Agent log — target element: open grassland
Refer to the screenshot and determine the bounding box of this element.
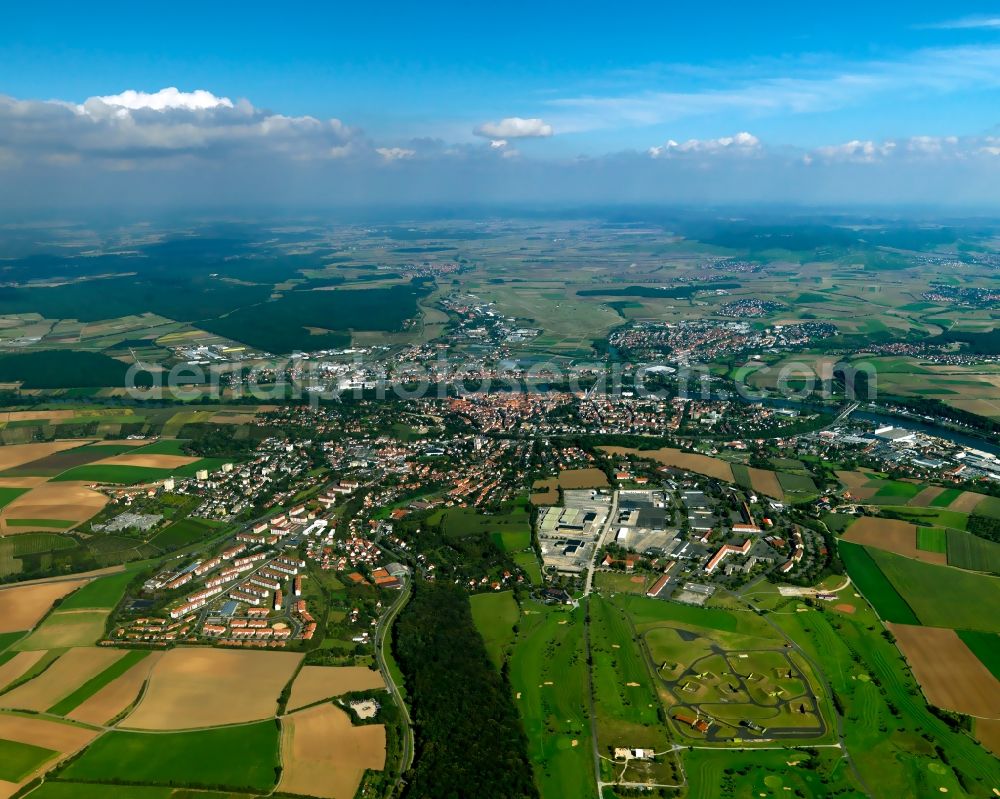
[838,541,919,624]
[123,647,302,730]
[14,610,109,651]
[278,703,386,799]
[59,722,280,792]
[507,601,596,799]
[286,665,385,712]
[842,516,946,565]
[0,579,89,633]
[600,446,734,481]
[66,651,161,726]
[870,548,1000,633]
[470,590,520,669]
[0,647,124,712]
[887,624,1000,719]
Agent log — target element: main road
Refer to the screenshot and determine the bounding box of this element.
[583,490,618,597]
[373,573,415,784]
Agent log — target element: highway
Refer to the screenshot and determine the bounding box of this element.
[373,574,415,785]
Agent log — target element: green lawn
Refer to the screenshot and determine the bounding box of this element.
[0,737,58,782]
[957,630,1000,680]
[870,548,1000,633]
[838,541,919,625]
[25,784,174,799]
[469,590,520,669]
[149,517,218,549]
[507,601,596,799]
[59,722,280,791]
[47,650,149,716]
[915,526,947,553]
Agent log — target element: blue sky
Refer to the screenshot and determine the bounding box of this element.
[3,2,1000,209]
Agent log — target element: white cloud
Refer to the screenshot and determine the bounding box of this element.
[921,16,1000,30]
[88,87,234,112]
[812,139,896,163]
[375,147,415,161]
[649,131,760,157]
[473,117,553,139]
[489,139,508,149]
[0,88,360,167]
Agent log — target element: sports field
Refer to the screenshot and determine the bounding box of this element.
[507,601,596,799]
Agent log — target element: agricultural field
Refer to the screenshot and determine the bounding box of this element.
[59,722,281,792]
[285,665,385,711]
[841,516,946,565]
[122,647,302,730]
[0,578,91,633]
[838,541,919,624]
[869,548,1000,633]
[0,647,124,712]
[278,703,386,799]
[887,624,1000,719]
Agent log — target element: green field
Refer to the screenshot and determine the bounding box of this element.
[956,630,1000,680]
[59,722,280,791]
[25,784,251,799]
[915,526,947,553]
[883,506,969,531]
[946,529,1000,573]
[469,590,520,669]
[838,542,919,624]
[51,464,174,484]
[870,548,1000,633]
[150,517,219,549]
[512,550,543,584]
[491,529,532,551]
[929,488,962,507]
[47,650,149,716]
[507,601,596,799]
[6,519,75,529]
[60,569,138,610]
[871,480,923,504]
[0,737,58,782]
[682,747,858,799]
[0,486,29,509]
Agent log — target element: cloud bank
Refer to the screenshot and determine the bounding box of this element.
[2,88,1000,211]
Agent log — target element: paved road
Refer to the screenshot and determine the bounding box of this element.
[373,575,415,783]
[583,491,618,597]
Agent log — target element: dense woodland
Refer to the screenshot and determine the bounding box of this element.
[393,581,539,799]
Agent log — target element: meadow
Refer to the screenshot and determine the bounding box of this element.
[469,590,519,669]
